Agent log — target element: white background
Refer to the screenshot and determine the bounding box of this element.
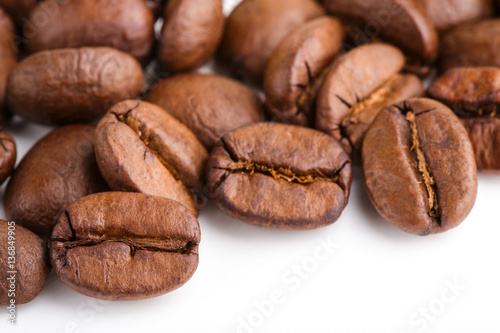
[2,1,500,332]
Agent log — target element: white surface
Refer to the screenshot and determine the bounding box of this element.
[2,1,500,332]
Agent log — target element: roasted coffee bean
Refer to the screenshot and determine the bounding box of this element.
[216,0,324,85]
[428,67,500,172]
[95,100,208,215]
[264,17,344,127]
[323,0,438,64]
[424,0,494,33]
[146,73,267,150]
[0,9,17,123]
[0,0,37,23]
[362,98,478,236]
[158,0,224,72]
[0,5,15,33]
[25,0,154,62]
[316,43,424,162]
[439,19,500,73]
[4,125,108,237]
[50,192,200,301]
[7,47,144,126]
[0,127,15,185]
[0,220,50,306]
[206,123,352,230]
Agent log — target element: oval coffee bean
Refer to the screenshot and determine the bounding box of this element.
[1,220,50,306]
[439,19,500,73]
[206,123,352,230]
[0,127,15,185]
[323,0,438,63]
[147,73,267,150]
[7,47,144,126]
[158,0,224,72]
[25,0,154,62]
[216,0,324,85]
[50,192,201,301]
[95,100,208,215]
[362,98,478,236]
[0,0,37,23]
[0,11,17,123]
[4,125,108,237]
[428,67,500,172]
[264,17,344,127]
[316,43,424,161]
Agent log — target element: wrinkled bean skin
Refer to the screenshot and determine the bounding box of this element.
[95,100,208,215]
[428,67,500,172]
[25,0,155,62]
[0,9,17,123]
[206,123,352,230]
[216,0,325,85]
[439,19,500,73]
[264,17,344,127]
[147,73,267,150]
[50,192,201,301]
[7,47,144,126]
[4,125,109,237]
[0,128,16,185]
[158,0,224,72]
[0,220,50,306]
[362,98,477,236]
[0,0,37,23]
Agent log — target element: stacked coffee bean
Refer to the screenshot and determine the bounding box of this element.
[0,0,498,305]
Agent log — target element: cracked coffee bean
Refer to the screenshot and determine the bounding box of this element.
[4,125,109,237]
[316,43,424,162]
[206,123,352,230]
[146,73,267,150]
[0,8,17,123]
[428,67,500,173]
[264,16,344,127]
[25,0,155,63]
[0,220,51,306]
[50,192,200,301]
[0,127,16,185]
[439,19,500,73]
[7,47,144,126]
[362,98,478,235]
[216,0,325,85]
[158,0,224,72]
[95,100,208,215]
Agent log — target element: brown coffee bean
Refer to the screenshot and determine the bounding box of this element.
[206,123,352,230]
[7,47,144,126]
[0,5,15,33]
[316,43,424,162]
[439,19,500,73]
[428,67,500,172]
[323,0,438,63]
[362,98,478,235]
[158,0,224,72]
[0,220,50,306]
[0,0,37,23]
[264,17,344,127]
[0,10,17,123]
[25,0,154,62]
[146,73,267,150]
[424,0,494,33]
[4,125,108,237]
[0,127,15,185]
[216,0,325,85]
[50,192,200,301]
[95,100,208,215]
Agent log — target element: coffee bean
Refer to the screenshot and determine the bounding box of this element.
[50,192,200,301]
[158,0,224,72]
[316,43,424,162]
[362,98,478,235]
[439,19,500,73]
[0,220,50,306]
[95,100,208,215]
[216,0,325,85]
[0,10,17,123]
[7,47,144,126]
[0,127,15,185]
[428,67,500,172]
[25,0,155,62]
[0,5,15,33]
[4,125,108,237]
[206,123,352,230]
[146,73,267,150]
[264,17,344,127]
[0,0,37,24]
